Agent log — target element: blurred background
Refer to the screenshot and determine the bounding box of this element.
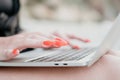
[20,0,120,22]
[19,0,120,49]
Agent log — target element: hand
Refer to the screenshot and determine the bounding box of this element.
[0,32,90,61]
[0,32,68,61]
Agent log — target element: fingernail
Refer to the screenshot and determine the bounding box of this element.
[53,40,62,48]
[12,49,20,55]
[72,45,80,49]
[42,40,53,48]
[54,38,68,46]
[84,39,91,43]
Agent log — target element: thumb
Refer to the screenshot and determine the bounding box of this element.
[0,49,20,61]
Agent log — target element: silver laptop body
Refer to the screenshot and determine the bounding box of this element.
[0,14,120,67]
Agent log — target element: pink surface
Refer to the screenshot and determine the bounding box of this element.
[0,67,97,80]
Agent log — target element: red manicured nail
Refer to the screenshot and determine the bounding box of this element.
[54,38,68,46]
[42,40,53,47]
[12,49,20,55]
[84,39,91,43]
[72,45,80,49]
[53,40,62,48]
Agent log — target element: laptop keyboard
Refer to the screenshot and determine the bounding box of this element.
[27,47,97,62]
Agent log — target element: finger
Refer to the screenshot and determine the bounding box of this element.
[7,49,20,60]
[52,32,80,49]
[66,34,91,43]
[0,49,20,61]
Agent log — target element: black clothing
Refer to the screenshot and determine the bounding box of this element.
[0,0,21,36]
[0,0,33,52]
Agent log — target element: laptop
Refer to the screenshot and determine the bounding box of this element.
[0,14,120,67]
